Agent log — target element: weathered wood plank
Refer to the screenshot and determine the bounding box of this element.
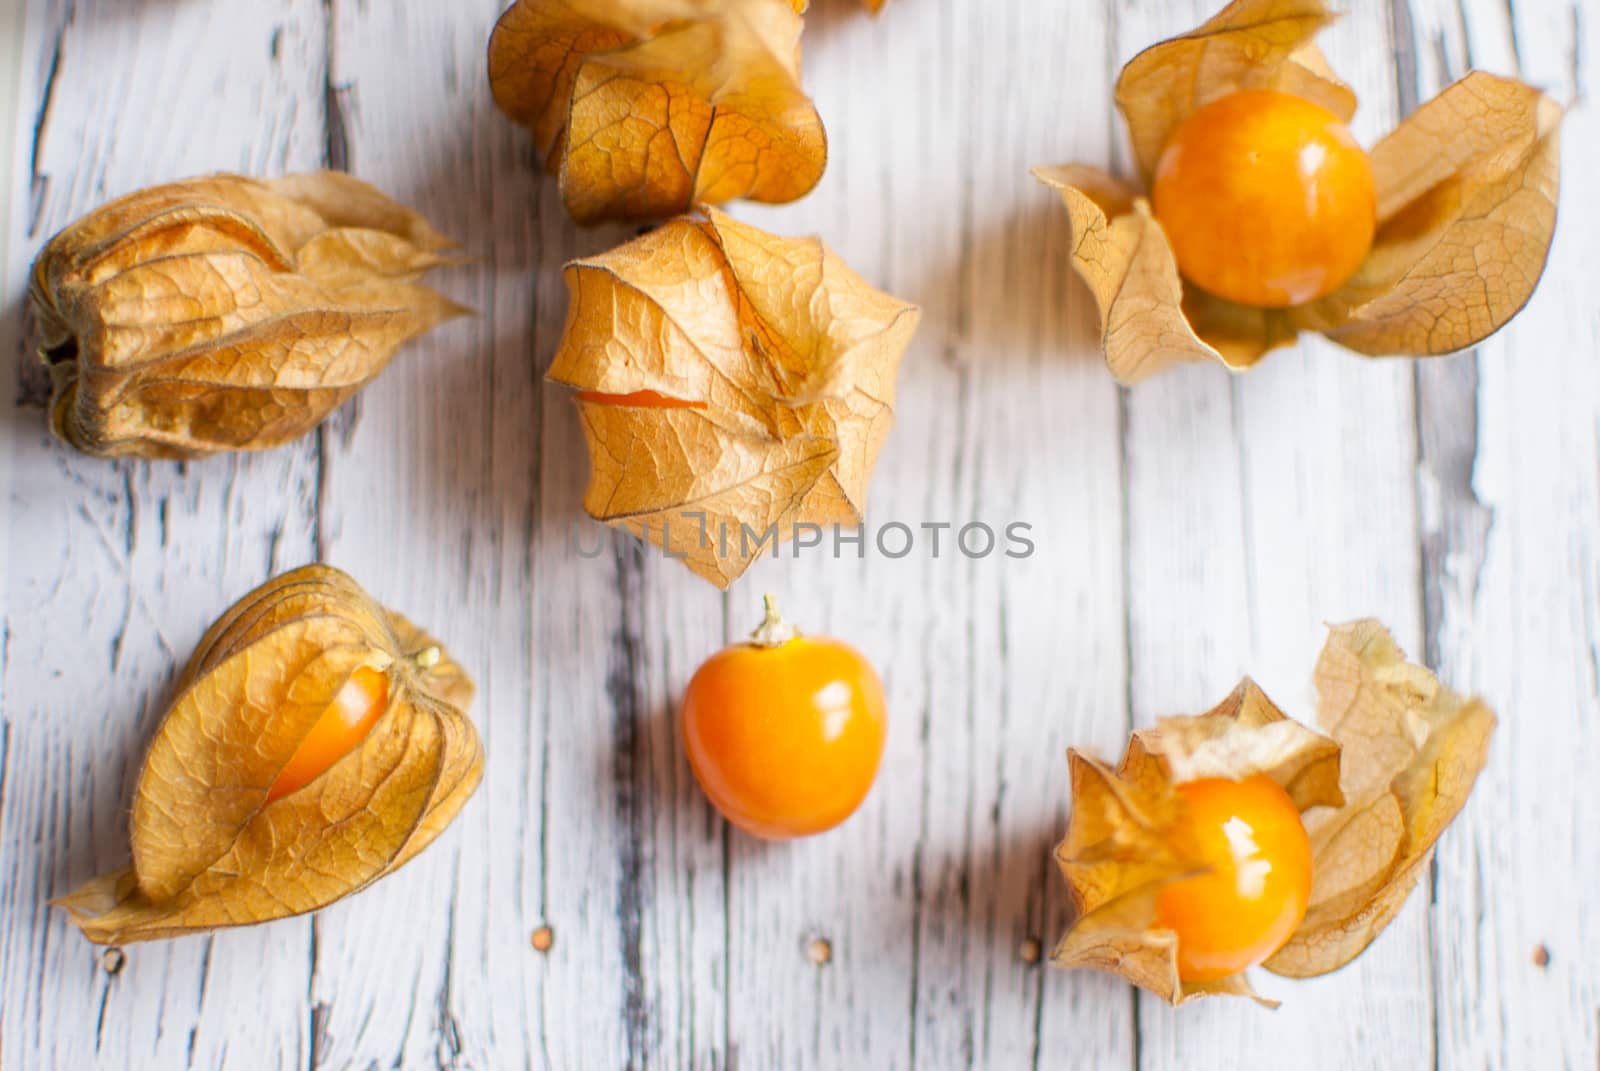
[1117,1,1434,1066]
[729,0,1133,1066]
[0,2,328,1069]
[1417,1,1600,1067]
[312,2,732,1068]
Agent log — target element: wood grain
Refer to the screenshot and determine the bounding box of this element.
[1120,4,1434,1066]
[1417,2,1600,1067]
[1,3,328,1069]
[0,0,1595,1068]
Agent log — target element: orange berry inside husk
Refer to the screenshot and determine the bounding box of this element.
[1154,773,1313,983]
[1151,89,1377,308]
[576,389,704,409]
[265,664,390,803]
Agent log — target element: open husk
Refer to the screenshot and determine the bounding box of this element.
[1032,0,1562,384]
[55,565,482,945]
[30,172,466,458]
[1054,619,1494,1002]
[549,207,919,587]
[488,0,827,224]
[1264,621,1497,976]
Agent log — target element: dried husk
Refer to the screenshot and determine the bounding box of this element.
[30,172,467,459]
[488,0,827,224]
[1054,619,1494,1003]
[1264,620,1496,976]
[1289,72,1563,355]
[54,565,482,945]
[549,207,919,587]
[1031,0,1562,384]
[1054,679,1342,1005]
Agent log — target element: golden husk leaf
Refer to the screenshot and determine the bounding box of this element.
[1054,620,1494,1002]
[488,0,827,225]
[1053,679,1342,1005]
[549,207,919,587]
[1030,165,1297,384]
[29,173,467,459]
[54,565,482,945]
[1264,620,1495,976]
[1114,0,1353,183]
[1289,72,1563,355]
[1032,0,1562,384]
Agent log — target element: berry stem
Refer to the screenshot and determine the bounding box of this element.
[749,593,800,648]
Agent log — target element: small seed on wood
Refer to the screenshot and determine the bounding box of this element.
[806,937,832,966]
[1532,944,1550,968]
[1018,937,1042,965]
[100,948,126,975]
[531,926,555,953]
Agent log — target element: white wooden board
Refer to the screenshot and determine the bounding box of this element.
[1,1,1594,1068]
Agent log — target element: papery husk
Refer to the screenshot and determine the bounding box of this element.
[29,173,467,459]
[1264,620,1495,976]
[1053,621,1495,1003]
[1030,165,1296,384]
[1289,72,1563,356]
[1114,0,1354,183]
[54,565,481,945]
[488,0,826,224]
[1032,0,1562,383]
[1053,679,1342,1005]
[549,207,918,588]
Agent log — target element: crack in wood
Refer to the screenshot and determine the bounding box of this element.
[433,909,464,1071]
[15,10,70,409]
[26,11,68,240]
[1415,357,1494,672]
[609,540,649,1070]
[0,722,9,836]
[307,999,332,1070]
[321,0,349,174]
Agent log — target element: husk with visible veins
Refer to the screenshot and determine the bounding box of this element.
[1289,72,1562,355]
[29,172,467,459]
[488,0,826,225]
[1031,0,1562,384]
[54,565,482,945]
[1263,620,1496,976]
[548,207,919,588]
[1054,619,1494,1004]
[1054,679,1342,1005]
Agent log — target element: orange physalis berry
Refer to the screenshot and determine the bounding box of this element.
[1154,774,1314,982]
[1151,89,1377,308]
[265,664,390,804]
[682,596,887,840]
